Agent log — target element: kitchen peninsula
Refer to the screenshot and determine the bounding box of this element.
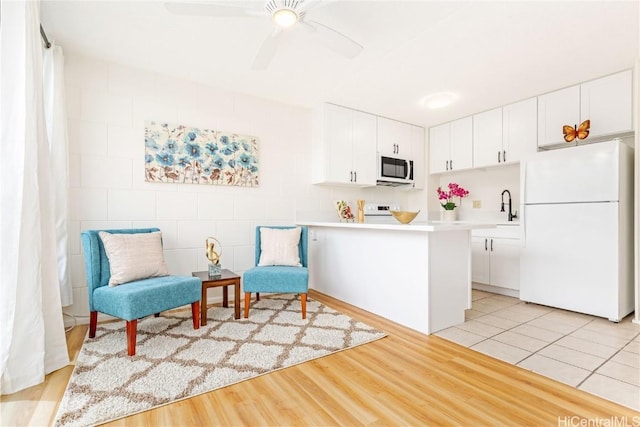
[297,221,495,335]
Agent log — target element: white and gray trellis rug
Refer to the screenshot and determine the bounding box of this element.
[53,295,386,427]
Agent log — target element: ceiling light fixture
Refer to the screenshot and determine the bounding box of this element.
[421,92,459,109]
[272,8,298,28]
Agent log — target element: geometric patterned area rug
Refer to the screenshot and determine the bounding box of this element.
[53,295,386,427]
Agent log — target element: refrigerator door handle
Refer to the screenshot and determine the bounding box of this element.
[520,204,526,247]
[520,161,527,248]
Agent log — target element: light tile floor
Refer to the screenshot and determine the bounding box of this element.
[435,290,640,411]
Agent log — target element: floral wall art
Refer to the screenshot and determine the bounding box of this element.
[144,121,259,186]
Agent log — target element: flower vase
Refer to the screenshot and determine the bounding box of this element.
[442,209,457,222]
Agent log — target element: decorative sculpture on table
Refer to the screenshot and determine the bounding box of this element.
[336,200,354,222]
[206,237,222,277]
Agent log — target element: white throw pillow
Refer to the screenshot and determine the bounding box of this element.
[258,227,302,267]
[99,231,170,287]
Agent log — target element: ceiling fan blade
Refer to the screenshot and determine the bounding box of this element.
[163,1,261,17]
[251,28,284,70]
[303,20,363,59]
[298,0,324,13]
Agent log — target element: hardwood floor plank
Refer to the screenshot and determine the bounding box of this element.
[1,289,637,426]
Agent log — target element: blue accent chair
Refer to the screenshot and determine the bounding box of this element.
[243,226,309,319]
[81,228,202,356]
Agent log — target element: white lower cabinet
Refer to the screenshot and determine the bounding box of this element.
[472,228,520,294]
[471,237,491,284]
[488,238,520,290]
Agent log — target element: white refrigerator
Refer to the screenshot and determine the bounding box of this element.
[520,140,634,321]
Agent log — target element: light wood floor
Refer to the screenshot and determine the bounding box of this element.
[2,290,638,426]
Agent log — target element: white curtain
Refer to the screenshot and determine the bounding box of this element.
[43,44,73,307]
[0,1,70,394]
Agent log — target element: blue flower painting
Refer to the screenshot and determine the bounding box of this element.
[144,121,259,186]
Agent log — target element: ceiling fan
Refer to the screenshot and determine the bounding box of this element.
[164,0,363,70]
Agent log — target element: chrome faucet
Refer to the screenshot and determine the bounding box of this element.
[501,189,517,221]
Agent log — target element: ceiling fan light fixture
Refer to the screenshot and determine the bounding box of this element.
[272,8,298,28]
[421,92,459,109]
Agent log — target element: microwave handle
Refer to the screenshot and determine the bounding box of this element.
[407,160,414,180]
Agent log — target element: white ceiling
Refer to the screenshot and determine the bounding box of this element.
[41,0,639,128]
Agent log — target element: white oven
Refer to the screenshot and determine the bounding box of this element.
[363,202,400,224]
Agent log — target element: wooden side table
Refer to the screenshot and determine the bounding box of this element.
[192,269,241,325]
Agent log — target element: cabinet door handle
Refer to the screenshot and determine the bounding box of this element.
[396,144,399,154]
[498,151,501,163]
[445,160,449,171]
[490,239,493,251]
[354,171,357,182]
[450,159,453,170]
[503,150,506,162]
[485,238,487,251]
[350,171,353,182]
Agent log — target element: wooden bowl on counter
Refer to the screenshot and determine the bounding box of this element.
[389,210,420,224]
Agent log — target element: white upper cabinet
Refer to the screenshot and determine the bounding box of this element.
[429,122,451,174]
[377,117,407,157]
[473,107,503,168]
[502,97,537,164]
[312,103,377,187]
[473,99,537,168]
[351,110,378,185]
[449,117,473,172]
[409,124,425,189]
[580,69,633,139]
[377,116,425,188]
[430,117,473,174]
[537,85,580,147]
[538,70,632,147]
[431,69,631,173]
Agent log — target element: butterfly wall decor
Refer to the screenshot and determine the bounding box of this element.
[562,119,590,143]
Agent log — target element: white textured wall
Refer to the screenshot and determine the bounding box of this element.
[634,56,639,324]
[65,54,411,321]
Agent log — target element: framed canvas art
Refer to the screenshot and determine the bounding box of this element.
[144,121,259,187]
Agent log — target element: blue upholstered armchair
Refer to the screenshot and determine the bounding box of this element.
[81,228,201,356]
[243,226,309,319]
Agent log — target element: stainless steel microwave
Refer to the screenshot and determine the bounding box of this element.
[377,155,414,187]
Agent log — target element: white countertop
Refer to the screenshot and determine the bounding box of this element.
[296,220,497,232]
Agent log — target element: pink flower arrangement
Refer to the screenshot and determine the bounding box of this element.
[437,183,469,210]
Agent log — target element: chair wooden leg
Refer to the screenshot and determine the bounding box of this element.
[126,319,137,356]
[89,311,98,338]
[301,293,307,319]
[191,301,200,329]
[244,292,251,318]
